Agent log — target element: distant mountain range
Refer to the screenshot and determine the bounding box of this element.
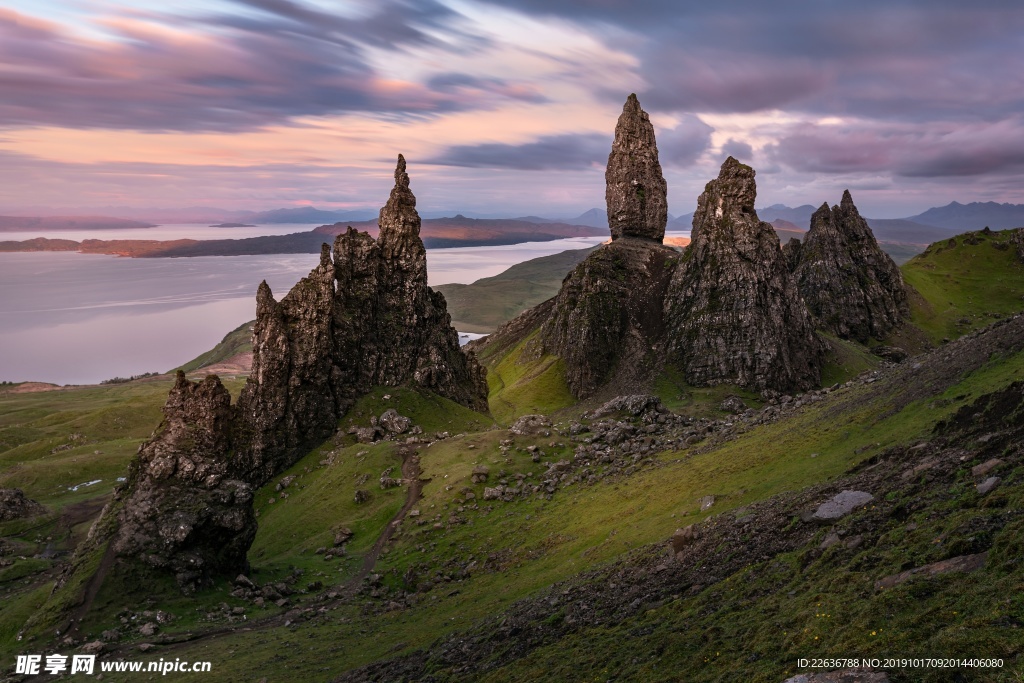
[0,215,155,232]
[2,200,1020,245]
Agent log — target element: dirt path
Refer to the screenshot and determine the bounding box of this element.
[339,449,427,597]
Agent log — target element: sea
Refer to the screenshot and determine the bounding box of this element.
[2,224,699,386]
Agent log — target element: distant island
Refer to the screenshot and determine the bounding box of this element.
[209,222,256,228]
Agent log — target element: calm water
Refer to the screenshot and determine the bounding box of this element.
[1,233,667,385]
[0,223,324,242]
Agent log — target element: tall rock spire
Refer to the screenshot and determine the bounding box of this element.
[792,190,909,342]
[665,157,822,392]
[540,95,676,398]
[605,93,668,242]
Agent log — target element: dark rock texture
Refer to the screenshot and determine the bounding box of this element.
[605,94,668,242]
[540,238,676,398]
[665,157,822,391]
[238,155,486,483]
[793,191,908,342]
[113,372,256,594]
[1013,227,1024,262]
[0,488,46,522]
[108,156,485,592]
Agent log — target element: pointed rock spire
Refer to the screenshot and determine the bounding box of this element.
[605,93,668,242]
[665,157,822,392]
[378,154,423,259]
[793,190,909,342]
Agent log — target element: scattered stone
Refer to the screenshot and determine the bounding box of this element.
[379,409,412,435]
[699,495,715,512]
[876,553,987,590]
[138,623,158,637]
[0,488,46,522]
[333,527,354,546]
[719,395,747,414]
[811,490,874,522]
[671,525,700,555]
[976,477,1000,495]
[354,490,371,504]
[783,671,890,683]
[482,487,503,501]
[80,642,105,655]
[234,574,257,590]
[470,466,490,484]
[509,415,552,436]
[594,395,666,417]
[971,458,1003,478]
[275,475,296,491]
[138,643,155,653]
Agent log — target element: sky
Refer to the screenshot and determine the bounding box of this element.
[1,0,1023,218]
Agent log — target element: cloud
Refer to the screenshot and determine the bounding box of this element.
[721,138,753,162]
[424,133,609,170]
[656,115,713,167]
[766,118,1024,178]
[0,4,542,132]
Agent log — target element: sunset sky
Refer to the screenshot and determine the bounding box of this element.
[2,0,1022,218]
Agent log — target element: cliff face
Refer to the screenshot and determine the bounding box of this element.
[236,156,487,483]
[792,191,909,342]
[541,94,676,398]
[664,157,823,392]
[113,372,257,593]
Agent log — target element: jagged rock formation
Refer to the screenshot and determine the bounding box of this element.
[781,237,802,272]
[112,372,257,593]
[540,95,676,398]
[1013,227,1024,262]
[605,94,668,242]
[791,191,908,342]
[0,488,46,522]
[665,157,822,391]
[238,155,487,481]
[104,156,485,592]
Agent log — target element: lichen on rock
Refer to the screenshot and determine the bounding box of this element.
[665,157,823,392]
[605,93,668,242]
[113,371,256,593]
[792,190,908,342]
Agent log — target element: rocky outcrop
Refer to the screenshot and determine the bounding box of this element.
[665,157,822,391]
[113,372,256,594]
[540,95,675,398]
[1013,227,1024,262]
[605,94,668,242]
[540,238,676,398]
[107,156,485,592]
[237,155,487,482]
[0,488,46,522]
[792,191,908,342]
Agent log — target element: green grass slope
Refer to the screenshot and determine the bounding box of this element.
[901,228,1024,344]
[175,320,253,373]
[436,247,597,333]
[63,316,1024,683]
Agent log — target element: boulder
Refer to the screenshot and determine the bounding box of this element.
[0,488,46,522]
[811,490,874,522]
[379,409,411,435]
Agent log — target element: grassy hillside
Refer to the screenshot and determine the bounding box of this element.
[437,247,597,333]
[37,315,1022,683]
[175,320,253,373]
[4,227,1024,682]
[901,228,1024,344]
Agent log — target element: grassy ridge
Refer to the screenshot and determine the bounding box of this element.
[436,247,597,333]
[902,228,1024,344]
